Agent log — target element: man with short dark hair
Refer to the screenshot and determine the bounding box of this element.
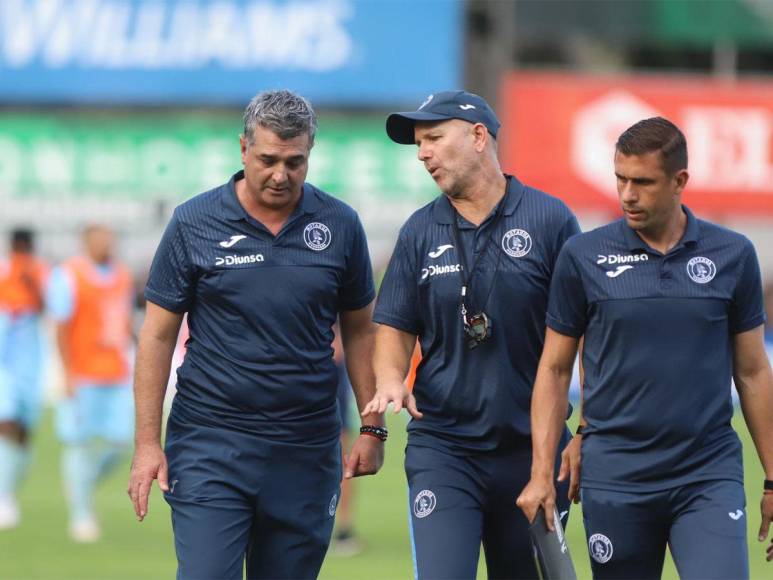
[128,90,383,579]
[518,117,773,577]
[363,90,581,578]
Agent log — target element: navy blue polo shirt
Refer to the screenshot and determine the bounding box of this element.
[145,171,375,443]
[548,206,765,491]
[374,175,580,453]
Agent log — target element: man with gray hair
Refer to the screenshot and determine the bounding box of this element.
[128,90,384,578]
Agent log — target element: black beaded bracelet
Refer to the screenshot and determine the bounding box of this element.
[765,479,773,491]
[575,425,584,435]
[360,425,388,442]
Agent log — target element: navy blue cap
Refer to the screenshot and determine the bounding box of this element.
[386,90,501,145]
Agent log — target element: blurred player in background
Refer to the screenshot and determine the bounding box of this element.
[330,325,363,557]
[48,225,134,542]
[518,117,773,577]
[0,229,47,530]
[363,90,581,578]
[128,89,383,579]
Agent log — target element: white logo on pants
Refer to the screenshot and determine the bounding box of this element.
[413,490,436,518]
[589,533,613,564]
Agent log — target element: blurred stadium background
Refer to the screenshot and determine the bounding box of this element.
[1,0,773,578]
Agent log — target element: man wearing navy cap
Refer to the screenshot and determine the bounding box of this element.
[518,117,773,577]
[363,91,581,578]
[127,90,384,579]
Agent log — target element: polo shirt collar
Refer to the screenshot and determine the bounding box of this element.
[222,171,245,221]
[680,205,700,246]
[621,204,700,252]
[222,170,320,222]
[432,174,525,225]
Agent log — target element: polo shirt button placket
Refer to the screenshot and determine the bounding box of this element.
[659,257,674,290]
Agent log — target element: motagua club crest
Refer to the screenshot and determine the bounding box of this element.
[413,489,437,519]
[588,533,613,564]
[686,256,716,284]
[502,228,532,258]
[303,222,331,251]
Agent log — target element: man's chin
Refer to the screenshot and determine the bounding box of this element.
[624,217,648,231]
[261,190,300,209]
[442,184,466,199]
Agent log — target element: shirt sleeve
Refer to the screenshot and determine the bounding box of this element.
[373,230,421,335]
[144,210,196,313]
[545,243,587,338]
[549,211,582,273]
[46,266,75,322]
[338,214,376,311]
[729,238,766,334]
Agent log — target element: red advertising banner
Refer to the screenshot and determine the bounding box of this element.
[499,72,773,216]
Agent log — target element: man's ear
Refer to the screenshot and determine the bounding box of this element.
[473,123,488,153]
[239,134,248,163]
[673,168,689,196]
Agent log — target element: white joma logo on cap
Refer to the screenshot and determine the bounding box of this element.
[459,104,476,110]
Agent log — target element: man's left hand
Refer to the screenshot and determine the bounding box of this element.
[760,492,773,562]
[343,433,384,479]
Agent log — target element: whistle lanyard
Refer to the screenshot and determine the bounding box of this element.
[450,201,505,322]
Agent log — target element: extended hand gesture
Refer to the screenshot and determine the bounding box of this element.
[361,380,423,419]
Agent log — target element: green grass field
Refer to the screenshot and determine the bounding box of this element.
[1,410,769,579]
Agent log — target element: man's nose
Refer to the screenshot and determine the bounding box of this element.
[619,182,637,203]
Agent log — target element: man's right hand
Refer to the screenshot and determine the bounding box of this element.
[127,444,169,522]
[361,380,423,419]
[516,476,557,530]
[558,433,582,503]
